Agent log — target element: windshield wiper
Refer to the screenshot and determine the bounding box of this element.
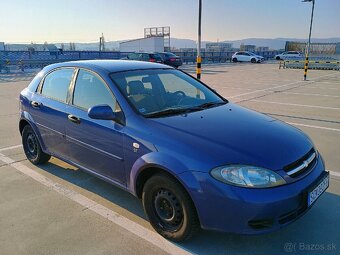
[145,101,227,118]
[196,101,227,109]
[145,108,192,118]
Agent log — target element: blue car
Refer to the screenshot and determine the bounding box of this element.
[19,60,329,241]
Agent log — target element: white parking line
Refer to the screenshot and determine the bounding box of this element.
[0,144,22,152]
[329,171,340,178]
[228,81,304,99]
[0,152,192,255]
[281,92,340,98]
[251,100,340,111]
[229,72,339,99]
[305,86,340,91]
[287,122,340,133]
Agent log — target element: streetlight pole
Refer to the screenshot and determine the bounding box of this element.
[197,0,202,80]
[303,0,315,81]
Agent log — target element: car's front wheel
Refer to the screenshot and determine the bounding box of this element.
[276,56,281,60]
[232,58,238,62]
[142,173,199,242]
[22,125,51,165]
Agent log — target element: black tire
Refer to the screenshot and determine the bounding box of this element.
[276,56,281,60]
[22,125,50,165]
[232,58,238,63]
[142,173,200,242]
[251,58,256,63]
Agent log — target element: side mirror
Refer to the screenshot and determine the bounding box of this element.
[88,105,123,124]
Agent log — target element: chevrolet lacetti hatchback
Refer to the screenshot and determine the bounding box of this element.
[19,60,329,241]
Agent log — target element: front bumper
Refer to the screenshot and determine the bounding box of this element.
[179,156,327,234]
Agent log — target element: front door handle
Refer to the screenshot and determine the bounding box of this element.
[31,101,41,108]
[68,114,81,124]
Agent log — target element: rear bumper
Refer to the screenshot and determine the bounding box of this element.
[178,156,327,234]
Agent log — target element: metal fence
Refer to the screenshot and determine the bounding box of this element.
[280,56,340,70]
[172,50,283,64]
[0,50,284,72]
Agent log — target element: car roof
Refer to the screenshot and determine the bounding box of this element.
[45,60,171,73]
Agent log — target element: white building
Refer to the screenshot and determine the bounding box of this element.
[0,42,5,51]
[119,37,164,52]
[206,42,232,52]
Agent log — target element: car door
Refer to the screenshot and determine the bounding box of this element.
[244,52,252,61]
[238,52,247,62]
[235,52,242,61]
[31,68,75,158]
[65,69,126,184]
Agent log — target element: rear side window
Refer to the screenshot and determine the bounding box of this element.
[41,68,74,103]
[73,70,116,111]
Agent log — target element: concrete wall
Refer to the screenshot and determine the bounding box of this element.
[119,37,164,52]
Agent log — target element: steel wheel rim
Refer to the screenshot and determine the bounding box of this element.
[26,132,38,158]
[153,189,183,231]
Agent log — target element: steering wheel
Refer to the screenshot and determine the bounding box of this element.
[173,90,186,97]
[173,90,186,104]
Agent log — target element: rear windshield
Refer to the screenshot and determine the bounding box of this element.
[165,53,177,57]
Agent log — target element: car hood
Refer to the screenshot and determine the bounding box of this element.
[147,103,313,172]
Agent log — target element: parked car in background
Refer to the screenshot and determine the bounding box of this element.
[20,60,328,241]
[125,52,163,63]
[232,51,264,63]
[158,52,182,68]
[275,51,303,60]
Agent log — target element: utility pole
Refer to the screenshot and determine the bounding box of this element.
[303,0,315,81]
[99,33,105,52]
[197,0,202,80]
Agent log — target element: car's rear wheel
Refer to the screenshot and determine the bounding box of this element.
[142,173,199,242]
[22,125,50,165]
[232,58,238,62]
[276,56,281,60]
[251,58,256,63]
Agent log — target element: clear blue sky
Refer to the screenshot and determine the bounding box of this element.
[1,0,339,43]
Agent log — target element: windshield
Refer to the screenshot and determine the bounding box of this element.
[110,69,226,117]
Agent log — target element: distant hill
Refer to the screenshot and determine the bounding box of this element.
[55,37,340,51]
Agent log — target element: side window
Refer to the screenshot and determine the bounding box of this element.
[141,54,149,61]
[73,70,116,111]
[41,68,74,103]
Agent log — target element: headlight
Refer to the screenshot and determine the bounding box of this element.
[210,165,286,188]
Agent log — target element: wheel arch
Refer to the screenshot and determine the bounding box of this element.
[134,164,202,227]
[19,118,29,134]
[19,116,48,153]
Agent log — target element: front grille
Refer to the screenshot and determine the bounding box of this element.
[283,148,317,177]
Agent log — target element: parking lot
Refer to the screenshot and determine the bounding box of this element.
[0,63,339,255]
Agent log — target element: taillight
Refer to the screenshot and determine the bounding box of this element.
[170,58,176,62]
[149,58,156,62]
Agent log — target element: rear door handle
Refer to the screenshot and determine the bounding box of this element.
[68,114,81,124]
[31,101,41,108]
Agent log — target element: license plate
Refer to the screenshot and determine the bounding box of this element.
[308,173,329,207]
